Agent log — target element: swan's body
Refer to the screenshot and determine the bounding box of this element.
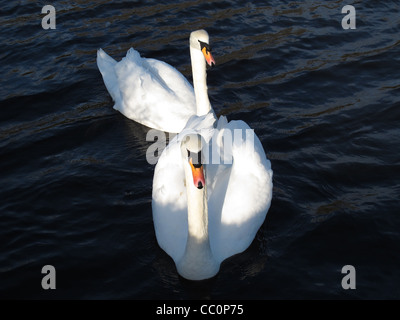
[97,30,215,133]
[152,114,273,280]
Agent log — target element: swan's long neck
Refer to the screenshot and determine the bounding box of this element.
[176,163,219,280]
[190,46,211,117]
[186,179,209,245]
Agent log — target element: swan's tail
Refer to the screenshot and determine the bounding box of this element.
[97,48,120,103]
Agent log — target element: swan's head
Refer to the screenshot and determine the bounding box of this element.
[181,133,206,190]
[190,29,215,67]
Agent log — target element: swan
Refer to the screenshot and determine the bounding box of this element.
[152,113,273,280]
[96,30,215,133]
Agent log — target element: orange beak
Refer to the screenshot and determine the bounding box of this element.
[202,47,215,67]
[189,158,205,189]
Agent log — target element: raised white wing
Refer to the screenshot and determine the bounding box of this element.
[207,118,273,263]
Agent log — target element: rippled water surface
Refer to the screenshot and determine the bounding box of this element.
[1,0,399,299]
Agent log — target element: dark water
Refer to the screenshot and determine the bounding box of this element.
[1,0,399,300]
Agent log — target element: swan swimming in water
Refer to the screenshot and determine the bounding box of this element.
[96,30,215,133]
[151,30,273,281]
[152,114,273,280]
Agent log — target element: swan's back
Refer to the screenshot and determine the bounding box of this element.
[97,48,197,133]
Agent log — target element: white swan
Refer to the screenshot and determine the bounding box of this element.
[152,113,273,280]
[96,30,215,133]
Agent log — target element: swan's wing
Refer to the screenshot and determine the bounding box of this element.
[98,48,197,133]
[178,112,216,143]
[145,58,193,98]
[151,113,216,263]
[152,139,188,263]
[208,119,273,263]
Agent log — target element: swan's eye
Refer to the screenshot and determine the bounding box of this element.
[198,40,211,53]
[192,151,202,168]
[187,149,202,168]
